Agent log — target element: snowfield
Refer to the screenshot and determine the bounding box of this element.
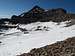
[0,21,75,56]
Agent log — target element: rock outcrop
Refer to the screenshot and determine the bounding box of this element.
[0,5,75,28]
[10,5,75,24]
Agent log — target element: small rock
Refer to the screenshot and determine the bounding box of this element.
[0,41,2,43]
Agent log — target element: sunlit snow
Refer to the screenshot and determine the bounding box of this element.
[0,21,75,56]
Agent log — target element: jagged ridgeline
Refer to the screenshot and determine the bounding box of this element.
[10,5,75,24]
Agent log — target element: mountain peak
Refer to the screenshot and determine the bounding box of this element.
[33,5,41,8]
[29,5,45,13]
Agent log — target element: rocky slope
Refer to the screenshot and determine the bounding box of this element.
[10,5,75,24]
[0,5,75,29]
[18,37,75,56]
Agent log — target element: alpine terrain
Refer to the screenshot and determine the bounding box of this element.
[0,6,75,56]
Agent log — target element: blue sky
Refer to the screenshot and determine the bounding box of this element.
[0,0,75,18]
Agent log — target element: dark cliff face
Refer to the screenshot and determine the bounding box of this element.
[10,5,75,24]
[46,8,67,16]
[0,18,10,24]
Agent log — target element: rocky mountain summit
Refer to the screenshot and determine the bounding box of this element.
[10,5,75,24]
[18,37,75,56]
[0,5,75,29]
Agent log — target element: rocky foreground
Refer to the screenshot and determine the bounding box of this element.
[18,37,75,56]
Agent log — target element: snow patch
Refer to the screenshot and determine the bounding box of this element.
[0,21,75,56]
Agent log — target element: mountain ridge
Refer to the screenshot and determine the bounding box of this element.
[10,5,68,24]
[0,5,75,28]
